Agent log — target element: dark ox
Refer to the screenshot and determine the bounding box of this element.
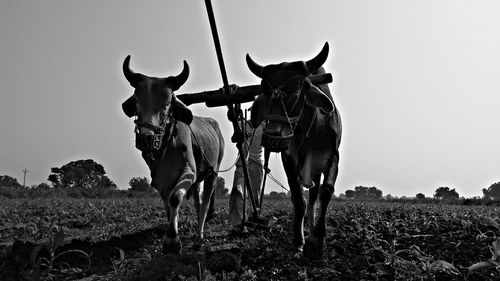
[121,56,224,254]
[247,42,341,259]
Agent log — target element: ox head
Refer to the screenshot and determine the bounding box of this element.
[122,55,192,156]
[246,42,334,152]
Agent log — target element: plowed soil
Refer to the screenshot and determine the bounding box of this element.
[1,197,499,280]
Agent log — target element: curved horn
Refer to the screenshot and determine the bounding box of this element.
[305,42,329,72]
[123,55,140,87]
[169,60,190,91]
[246,53,264,78]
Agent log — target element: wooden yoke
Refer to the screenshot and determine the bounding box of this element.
[177,73,333,107]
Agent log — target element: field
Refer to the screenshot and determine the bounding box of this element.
[1,197,500,280]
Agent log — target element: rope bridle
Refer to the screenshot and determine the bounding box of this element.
[260,75,308,152]
[134,109,176,163]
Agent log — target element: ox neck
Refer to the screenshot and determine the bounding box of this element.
[142,120,178,168]
[291,105,319,151]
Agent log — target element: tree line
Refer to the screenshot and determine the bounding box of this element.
[1,158,499,204]
[340,184,500,206]
[0,159,227,199]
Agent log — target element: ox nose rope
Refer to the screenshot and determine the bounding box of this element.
[134,111,174,161]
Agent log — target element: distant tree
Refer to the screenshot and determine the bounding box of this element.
[483,182,500,199]
[338,193,346,199]
[416,193,426,200]
[0,175,24,198]
[27,183,54,198]
[48,159,116,189]
[214,177,228,198]
[269,191,287,199]
[350,186,383,200]
[129,177,154,193]
[385,194,393,200]
[0,175,21,187]
[345,189,355,199]
[368,186,383,199]
[434,187,459,199]
[353,186,369,198]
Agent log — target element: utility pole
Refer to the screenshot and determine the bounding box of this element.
[22,168,29,187]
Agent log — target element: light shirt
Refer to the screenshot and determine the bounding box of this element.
[240,121,263,165]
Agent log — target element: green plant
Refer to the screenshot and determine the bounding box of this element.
[468,238,500,277]
[28,225,90,280]
[411,245,460,281]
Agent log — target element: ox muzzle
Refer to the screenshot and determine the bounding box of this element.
[261,133,293,153]
[261,113,299,152]
[260,78,305,152]
[134,119,176,161]
[135,133,163,153]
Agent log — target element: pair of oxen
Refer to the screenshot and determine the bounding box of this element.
[121,42,341,260]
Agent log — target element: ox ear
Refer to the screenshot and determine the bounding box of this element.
[250,94,270,128]
[122,96,137,118]
[172,95,193,125]
[304,80,334,114]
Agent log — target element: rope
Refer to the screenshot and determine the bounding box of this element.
[267,172,289,192]
[215,154,240,173]
[214,119,258,173]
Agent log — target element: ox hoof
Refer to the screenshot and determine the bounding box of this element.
[163,238,182,255]
[303,236,325,260]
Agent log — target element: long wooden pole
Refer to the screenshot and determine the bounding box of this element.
[203,0,259,219]
[259,149,270,211]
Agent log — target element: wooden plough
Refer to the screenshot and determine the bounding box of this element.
[178,0,333,229]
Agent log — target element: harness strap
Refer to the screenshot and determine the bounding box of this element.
[134,119,165,134]
[187,125,217,176]
[305,109,317,138]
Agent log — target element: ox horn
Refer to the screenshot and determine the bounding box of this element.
[122,55,141,87]
[246,53,264,78]
[168,60,190,91]
[305,42,329,72]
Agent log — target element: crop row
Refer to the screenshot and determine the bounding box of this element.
[2,197,500,280]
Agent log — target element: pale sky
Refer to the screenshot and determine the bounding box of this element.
[1,1,499,198]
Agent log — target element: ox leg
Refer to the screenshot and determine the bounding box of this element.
[198,173,217,240]
[306,175,321,231]
[191,183,201,223]
[206,191,217,222]
[163,168,195,255]
[304,155,339,260]
[283,157,306,250]
[160,191,171,220]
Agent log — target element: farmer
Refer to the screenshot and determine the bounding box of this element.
[228,109,264,226]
